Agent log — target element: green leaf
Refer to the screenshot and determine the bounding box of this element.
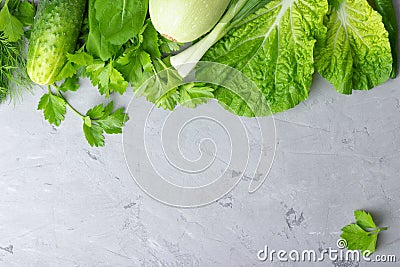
[115,45,152,85]
[202,0,328,114]
[94,0,148,46]
[137,58,183,106]
[83,123,105,147]
[37,93,67,127]
[155,88,179,110]
[13,1,35,27]
[56,62,77,81]
[179,83,214,108]
[85,60,105,75]
[315,0,392,94]
[86,62,128,96]
[83,101,129,147]
[368,0,398,78]
[159,37,182,54]
[86,104,105,119]
[230,0,273,24]
[97,108,129,134]
[86,0,121,60]
[59,76,80,92]
[105,66,129,95]
[329,0,344,10]
[67,52,94,66]
[354,210,377,230]
[340,210,388,254]
[114,20,163,87]
[142,20,162,59]
[0,4,24,42]
[341,224,378,253]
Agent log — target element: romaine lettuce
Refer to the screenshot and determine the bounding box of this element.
[202,0,328,114]
[315,0,392,94]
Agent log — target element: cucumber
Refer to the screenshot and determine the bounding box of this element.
[27,0,86,85]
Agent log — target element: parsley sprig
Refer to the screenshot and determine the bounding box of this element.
[340,210,388,254]
[38,81,129,147]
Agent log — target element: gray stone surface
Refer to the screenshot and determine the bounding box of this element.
[1,5,400,267]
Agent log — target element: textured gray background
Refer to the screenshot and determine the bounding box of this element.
[1,4,400,267]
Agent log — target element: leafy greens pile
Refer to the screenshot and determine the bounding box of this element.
[35,0,225,147]
[1,0,398,147]
[181,0,397,114]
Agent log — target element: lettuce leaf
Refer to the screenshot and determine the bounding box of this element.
[315,0,392,94]
[87,0,148,61]
[94,0,148,46]
[202,0,328,114]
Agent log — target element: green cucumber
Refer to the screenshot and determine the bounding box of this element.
[27,0,86,85]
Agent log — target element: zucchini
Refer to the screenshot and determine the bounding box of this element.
[27,0,86,85]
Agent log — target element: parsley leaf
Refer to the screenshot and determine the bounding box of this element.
[115,20,159,90]
[83,102,129,147]
[179,83,214,108]
[67,51,95,66]
[340,210,388,254]
[83,123,105,147]
[85,61,129,97]
[115,45,152,89]
[341,224,378,253]
[96,103,128,134]
[354,210,377,230]
[159,36,183,54]
[155,88,179,110]
[38,93,67,127]
[57,62,78,81]
[0,3,24,42]
[65,51,128,97]
[59,76,80,92]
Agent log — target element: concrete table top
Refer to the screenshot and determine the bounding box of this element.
[1,3,400,267]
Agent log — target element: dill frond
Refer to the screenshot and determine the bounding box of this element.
[0,32,31,103]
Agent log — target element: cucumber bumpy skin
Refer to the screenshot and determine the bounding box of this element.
[27,0,86,85]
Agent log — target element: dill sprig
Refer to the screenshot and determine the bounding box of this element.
[0,32,31,103]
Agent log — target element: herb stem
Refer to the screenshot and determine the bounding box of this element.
[52,85,85,119]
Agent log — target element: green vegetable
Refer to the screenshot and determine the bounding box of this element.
[59,76,80,92]
[0,34,28,103]
[113,19,212,110]
[201,0,328,114]
[149,0,230,43]
[341,210,388,253]
[83,102,129,147]
[315,0,392,94]
[170,0,273,77]
[27,0,86,85]
[38,85,129,147]
[0,0,34,103]
[114,21,159,90]
[87,0,149,61]
[85,0,119,61]
[368,0,398,78]
[0,0,23,42]
[60,50,129,97]
[38,90,67,127]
